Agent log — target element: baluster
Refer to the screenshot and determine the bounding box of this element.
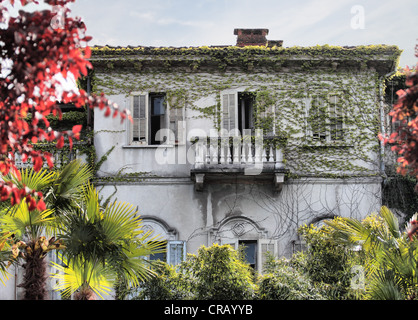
[220,141,225,164]
[269,146,274,162]
[275,148,284,169]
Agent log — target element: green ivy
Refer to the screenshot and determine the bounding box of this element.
[89,44,401,178]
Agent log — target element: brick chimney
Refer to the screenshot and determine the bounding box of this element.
[234,28,269,47]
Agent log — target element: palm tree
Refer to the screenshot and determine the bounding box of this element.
[51,183,165,300]
[325,206,418,299]
[0,160,91,299]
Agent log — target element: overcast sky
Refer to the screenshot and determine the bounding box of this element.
[11,0,418,68]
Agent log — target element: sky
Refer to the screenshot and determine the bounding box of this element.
[65,0,417,68]
[6,0,418,68]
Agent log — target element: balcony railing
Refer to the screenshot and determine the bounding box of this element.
[191,135,286,192]
[193,136,284,169]
[12,142,88,169]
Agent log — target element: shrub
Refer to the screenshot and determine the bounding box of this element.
[179,244,256,300]
[257,254,325,300]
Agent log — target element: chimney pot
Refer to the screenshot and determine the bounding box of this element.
[234,28,269,47]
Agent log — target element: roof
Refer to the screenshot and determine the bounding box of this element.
[89,44,402,76]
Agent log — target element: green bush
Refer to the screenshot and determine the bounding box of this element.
[126,243,256,300]
[298,224,362,299]
[179,244,256,300]
[127,262,190,300]
[257,254,325,300]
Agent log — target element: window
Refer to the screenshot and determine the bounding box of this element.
[148,240,186,266]
[239,240,257,269]
[329,95,343,141]
[238,92,255,134]
[221,90,274,136]
[222,238,277,272]
[308,94,343,142]
[130,92,184,145]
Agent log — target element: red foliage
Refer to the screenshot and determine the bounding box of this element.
[380,44,418,188]
[0,0,131,208]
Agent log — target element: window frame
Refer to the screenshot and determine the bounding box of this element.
[220,89,275,136]
[220,238,278,273]
[148,240,186,266]
[128,92,184,146]
[307,93,344,143]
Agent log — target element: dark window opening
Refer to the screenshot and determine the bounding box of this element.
[149,241,167,261]
[150,93,167,145]
[239,240,257,269]
[238,92,255,135]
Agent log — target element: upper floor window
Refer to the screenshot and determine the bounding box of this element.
[129,92,184,145]
[221,90,274,136]
[308,94,344,142]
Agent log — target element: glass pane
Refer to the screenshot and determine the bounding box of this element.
[151,96,165,116]
[239,240,257,267]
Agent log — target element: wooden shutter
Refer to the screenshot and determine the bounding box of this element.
[309,96,327,141]
[329,95,343,141]
[221,92,237,133]
[168,102,185,144]
[132,94,147,143]
[257,239,278,273]
[167,241,186,265]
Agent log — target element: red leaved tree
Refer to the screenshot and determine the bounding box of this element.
[381,43,418,188]
[0,0,129,209]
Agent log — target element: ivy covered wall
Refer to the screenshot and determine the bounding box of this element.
[90,44,401,179]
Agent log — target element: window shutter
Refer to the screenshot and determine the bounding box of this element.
[257,239,278,273]
[168,102,185,144]
[132,94,147,143]
[329,95,343,141]
[221,93,237,133]
[167,241,186,265]
[309,96,327,141]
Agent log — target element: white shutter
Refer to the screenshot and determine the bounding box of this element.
[168,103,185,144]
[329,95,343,141]
[167,241,186,265]
[131,94,148,144]
[309,96,327,141]
[257,239,278,273]
[221,92,238,134]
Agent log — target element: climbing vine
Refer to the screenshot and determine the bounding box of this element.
[89,44,401,179]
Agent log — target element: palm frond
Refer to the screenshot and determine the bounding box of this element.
[367,268,405,300]
[50,254,114,300]
[49,160,92,209]
[101,200,142,242]
[113,240,166,288]
[3,167,56,192]
[0,199,55,239]
[80,183,102,222]
[380,206,401,239]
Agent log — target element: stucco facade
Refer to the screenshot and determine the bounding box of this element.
[91,29,400,271]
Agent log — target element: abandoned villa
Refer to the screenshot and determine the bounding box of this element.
[2,28,403,299]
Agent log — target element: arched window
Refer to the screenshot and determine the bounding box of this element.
[141,216,186,266]
[209,216,277,273]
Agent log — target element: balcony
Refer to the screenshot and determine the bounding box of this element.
[190,135,287,193]
[12,142,89,169]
